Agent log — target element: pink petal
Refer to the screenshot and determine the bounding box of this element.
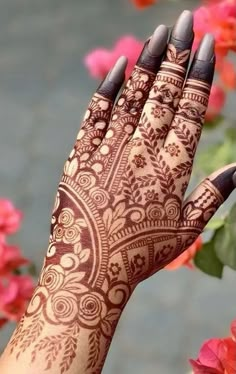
[84,49,112,79]
[231,320,236,341]
[0,279,19,305]
[198,339,225,372]
[189,359,222,373]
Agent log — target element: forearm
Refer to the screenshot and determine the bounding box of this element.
[0,288,125,374]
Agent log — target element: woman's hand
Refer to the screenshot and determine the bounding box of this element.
[1,9,236,374]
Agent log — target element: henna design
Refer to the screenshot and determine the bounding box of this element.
[171,120,199,159]
[87,329,101,369]
[8,20,234,374]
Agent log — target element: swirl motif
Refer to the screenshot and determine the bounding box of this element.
[89,187,109,208]
[53,224,64,242]
[58,208,75,227]
[26,286,48,316]
[146,202,165,220]
[40,265,65,292]
[45,290,78,324]
[64,224,82,244]
[75,171,96,190]
[107,282,130,308]
[78,292,107,327]
[164,197,181,220]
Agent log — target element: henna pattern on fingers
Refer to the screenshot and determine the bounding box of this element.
[8,15,236,374]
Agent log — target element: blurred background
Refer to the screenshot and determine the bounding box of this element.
[0,0,236,373]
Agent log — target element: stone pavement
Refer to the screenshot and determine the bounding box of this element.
[0,0,236,373]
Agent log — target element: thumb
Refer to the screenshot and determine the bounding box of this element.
[182,164,236,228]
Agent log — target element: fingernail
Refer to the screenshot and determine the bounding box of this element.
[172,10,193,41]
[97,56,127,100]
[211,166,236,200]
[233,172,236,187]
[195,33,215,61]
[108,56,128,83]
[148,24,169,56]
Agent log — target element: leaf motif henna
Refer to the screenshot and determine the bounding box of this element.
[7,20,222,374]
[166,44,190,64]
[172,161,192,178]
[87,329,101,370]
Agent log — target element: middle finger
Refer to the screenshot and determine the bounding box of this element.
[133,10,194,151]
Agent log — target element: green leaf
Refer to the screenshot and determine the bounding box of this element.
[226,203,236,224]
[225,127,236,141]
[204,115,224,129]
[194,241,224,278]
[205,218,225,230]
[195,138,236,176]
[214,225,236,270]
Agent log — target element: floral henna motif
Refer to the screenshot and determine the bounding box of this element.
[164,142,180,157]
[8,24,232,374]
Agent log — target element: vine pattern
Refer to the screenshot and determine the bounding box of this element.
[7,37,224,374]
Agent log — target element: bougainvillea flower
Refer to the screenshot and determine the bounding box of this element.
[205,84,226,122]
[0,275,34,320]
[190,338,225,373]
[0,243,29,276]
[165,236,202,270]
[193,0,236,89]
[0,199,22,235]
[190,336,236,374]
[218,59,236,89]
[193,0,236,56]
[84,35,143,81]
[131,0,156,9]
[231,320,236,341]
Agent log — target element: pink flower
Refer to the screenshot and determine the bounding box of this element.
[0,275,34,321]
[193,0,236,89]
[0,243,29,276]
[205,84,226,122]
[190,320,236,374]
[219,59,236,89]
[0,199,22,235]
[193,0,236,56]
[231,320,236,341]
[84,36,143,81]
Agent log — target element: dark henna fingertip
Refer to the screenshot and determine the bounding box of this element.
[148,25,169,56]
[211,166,236,200]
[188,58,215,85]
[137,24,169,73]
[97,56,128,100]
[195,34,215,62]
[233,172,236,188]
[188,34,215,84]
[172,10,193,42]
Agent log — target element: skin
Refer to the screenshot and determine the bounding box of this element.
[0,9,236,374]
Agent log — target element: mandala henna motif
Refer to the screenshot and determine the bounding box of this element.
[7,18,236,374]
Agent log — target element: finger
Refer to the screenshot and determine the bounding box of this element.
[107,25,169,137]
[133,10,194,153]
[182,164,236,230]
[74,56,127,166]
[86,26,169,179]
[162,34,215,198]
